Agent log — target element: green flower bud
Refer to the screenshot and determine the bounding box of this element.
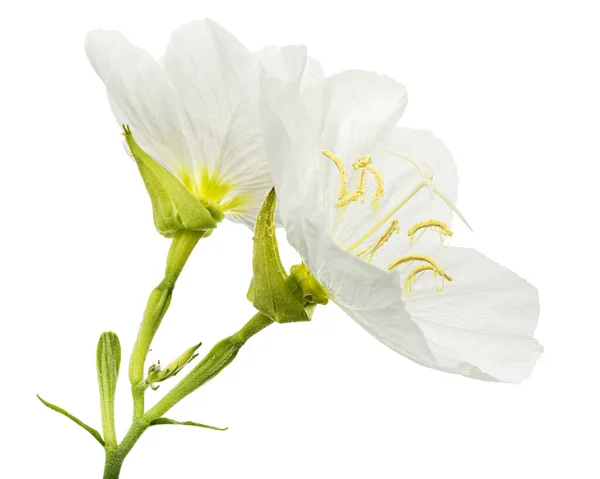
[147,342,202,385]
[97,331,121,448]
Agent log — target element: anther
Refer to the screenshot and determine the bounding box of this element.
[353,155,373,170]
[408,219,453,245]
[335,169,366,208]
[323,149,349,200]
[356,219,400,263]
[367,166,384,210]
[353,155,385,211]
[402,263,453,297]
[388,254,450,279]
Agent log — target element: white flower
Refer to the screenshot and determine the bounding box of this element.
[86,19,320,228]
[261,65,542,383]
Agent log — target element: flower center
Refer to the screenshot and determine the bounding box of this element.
[178,167,251,215]
[322,148,469,296]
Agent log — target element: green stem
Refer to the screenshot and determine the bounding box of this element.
[128,230,203,417]
[131,383,146,421]
[102,421,146,479]
[104,313,273,479]
[103,449,123,479]
[145,313,273,421]
[103,312,273,478]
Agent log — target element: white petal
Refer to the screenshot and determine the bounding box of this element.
[292,215,437,369]
[405,246,542,383]
[259,46,315,223]
[301,56,324,89]
[302,71,409,232]
[264,70,409,236]
[85,30,190,174]
[298,217,541,382]
[162,20,271,208]
[318,70,408,162]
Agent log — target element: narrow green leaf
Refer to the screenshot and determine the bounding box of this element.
[123,125,219,237]
[149,417,228,431]
[36,394,105,447]
[251,189,309,323]
[97,331,121,448]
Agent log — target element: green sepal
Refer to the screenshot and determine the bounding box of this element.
[97,331,121,448]
[36,394,105,447]
[123,125,222,237]
[246,277,254,303]
[147,342,202,384]
[149,417,228,431]
[251,189,309,323]
[289,263,329,305]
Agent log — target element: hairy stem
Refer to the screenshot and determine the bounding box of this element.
[128,230,203,418]
[102,421,146,479]
[104,312,273,478]
[145,313,273,421]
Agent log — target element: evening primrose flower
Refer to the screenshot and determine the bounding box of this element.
[261,67,542,383]
[86,20,319,230]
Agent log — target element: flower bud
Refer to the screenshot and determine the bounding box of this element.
[147,342,202,385]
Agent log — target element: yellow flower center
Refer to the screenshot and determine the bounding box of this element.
[322,148,467,296]
[178,168,251,215]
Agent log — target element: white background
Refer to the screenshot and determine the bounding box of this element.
[1,1,598,478]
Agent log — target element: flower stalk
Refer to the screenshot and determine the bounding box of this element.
[129,229,204,418]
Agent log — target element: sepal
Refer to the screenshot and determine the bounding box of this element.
[250,189,309,323]
[147,342,202,386]
[123,125,222,237]
[289,263,329,305]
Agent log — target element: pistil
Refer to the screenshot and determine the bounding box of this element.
[346,148,471,252]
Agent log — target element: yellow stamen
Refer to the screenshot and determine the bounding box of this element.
[364,166,385,211]
[335,169,366,208]
[404,264,434,296]
[352,155,385,211]
[353,155,373,169]
[323,149,349,200]
[402,264,449,297]
[388,254,452,282]
[390,254,452,296]
[356,219,400,263]
[408,219,453,245]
